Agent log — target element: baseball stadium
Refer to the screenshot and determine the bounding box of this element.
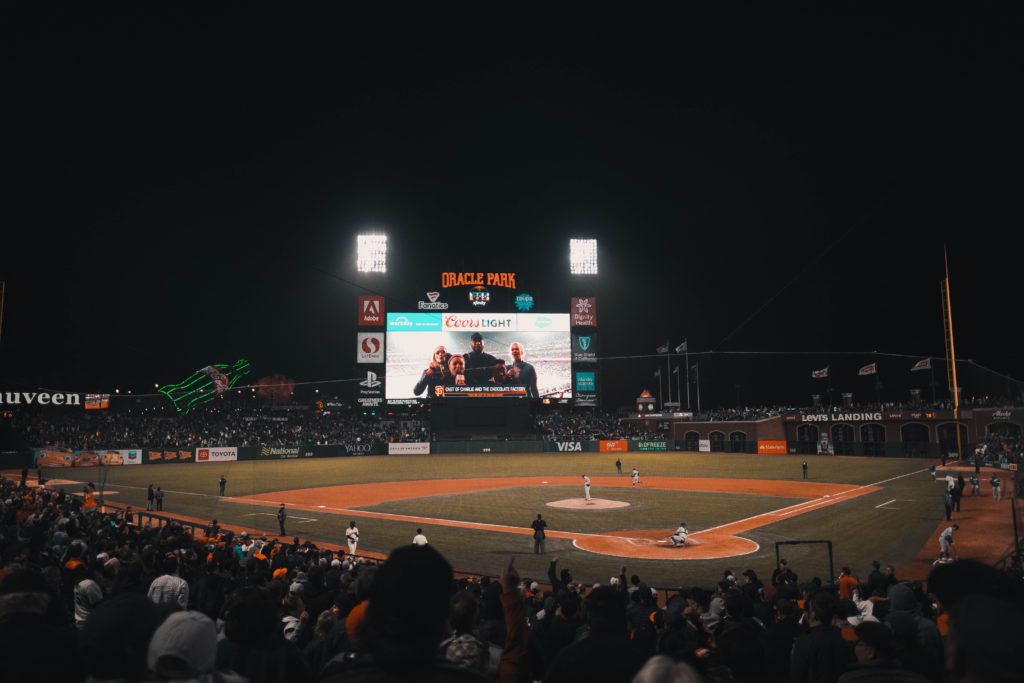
[5,11,1024,682]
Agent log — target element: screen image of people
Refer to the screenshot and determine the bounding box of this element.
[385,312,570,401]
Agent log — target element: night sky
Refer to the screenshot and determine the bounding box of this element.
[3,7,1021,410]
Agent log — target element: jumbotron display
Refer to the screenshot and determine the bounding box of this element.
[386,312,571,403]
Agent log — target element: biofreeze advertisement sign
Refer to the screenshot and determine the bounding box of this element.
[385,312,571,403]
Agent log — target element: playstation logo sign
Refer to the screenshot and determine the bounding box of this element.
[360,371,381,388]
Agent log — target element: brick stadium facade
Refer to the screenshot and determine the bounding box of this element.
[625,408,1024,457]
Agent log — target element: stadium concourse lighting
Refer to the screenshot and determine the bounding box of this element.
[357,234,388,273]
[569,238,598,274]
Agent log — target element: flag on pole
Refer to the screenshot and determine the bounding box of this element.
[675,341,688,353]
[858,362,877,376]
[673,366,679,375]
[811,367,829,379]
[654,368,661,377]
[656,341,669,353]
[911,358,931,372]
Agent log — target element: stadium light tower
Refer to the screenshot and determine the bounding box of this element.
[356,234,388,273]
[569,238,598,274]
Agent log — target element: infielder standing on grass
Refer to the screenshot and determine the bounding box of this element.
[346,520,359,558]
[583,474,591,501]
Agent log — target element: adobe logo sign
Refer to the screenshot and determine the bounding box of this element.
[357,333,384,363]
[358,296,385,326]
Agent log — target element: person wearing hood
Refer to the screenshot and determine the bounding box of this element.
[884,583,942,665]
[838,621,928,683]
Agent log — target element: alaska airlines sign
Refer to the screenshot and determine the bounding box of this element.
[1,391,81,406]
[441,272,517,289]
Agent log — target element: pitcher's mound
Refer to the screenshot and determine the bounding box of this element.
[547,498,631,509]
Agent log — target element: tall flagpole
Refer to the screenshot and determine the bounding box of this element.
[694,363,701,413]
[685,342,691,410]
[657,371,663,411]
[675,367,681,411]
[666,341,672,405]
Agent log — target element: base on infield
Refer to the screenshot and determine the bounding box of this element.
[547,498,631,509]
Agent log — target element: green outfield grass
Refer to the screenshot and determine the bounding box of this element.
[46,452,939,587]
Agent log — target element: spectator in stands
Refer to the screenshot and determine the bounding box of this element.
[321,544,485,682]
[790,591,855,683]
[147,553,189,610]
[545,585,649,683]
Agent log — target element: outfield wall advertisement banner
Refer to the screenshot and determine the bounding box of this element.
[197,447,238,462]
[385,312,571,403]
[388,442,430,455]
[599,439,628,453]
[635,440,667,451]
[757,440,787,454]
[146,450,194,463]
[699,439,711,452]
[34,449,145,467]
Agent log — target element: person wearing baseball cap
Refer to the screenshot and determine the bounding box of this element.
[463,332,499,385]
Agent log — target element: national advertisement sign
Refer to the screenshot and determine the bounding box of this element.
[599,439,628,453]
[260,446,302,459]
[388,442,430,455]
[552,441,584,452]
[572,333,597,363]
[699,439,711,452]
[636,440,667,451]
[570,297,597,327]
[196,447,238,462]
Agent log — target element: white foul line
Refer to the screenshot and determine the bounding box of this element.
[693,467,929,537]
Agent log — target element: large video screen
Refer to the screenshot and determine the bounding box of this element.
[386,312,571,403]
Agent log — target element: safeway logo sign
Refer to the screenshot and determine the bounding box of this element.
[357,333,384,363]
[571,297,597,327]
[358,296,385,326]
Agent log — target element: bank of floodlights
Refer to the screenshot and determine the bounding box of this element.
[569,238,598,274]
[356,234,388,273]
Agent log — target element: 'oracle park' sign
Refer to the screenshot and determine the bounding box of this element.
[1,391,81,406]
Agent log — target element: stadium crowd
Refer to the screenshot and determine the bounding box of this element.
[535,410,632,441]
[2,475,1022,683]
[9,405,429,450]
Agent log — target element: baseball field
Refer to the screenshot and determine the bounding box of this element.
[33,452,1016,587]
